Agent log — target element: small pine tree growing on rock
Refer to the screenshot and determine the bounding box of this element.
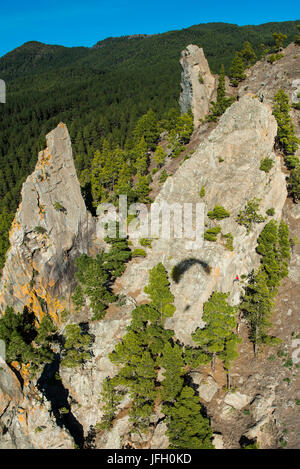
[191,292,239,376]
[229,52,246,86]
[207,65,235,121]
[144,263,175,319]
[153,145,166,167]
[288,165,300,202]
[162,386,214,449]
[236,198,265,234]
[240,41,257,67]
[272,32,287,51]
[272,89,299,156]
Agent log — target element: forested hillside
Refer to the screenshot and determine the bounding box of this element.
[0,20,299,268]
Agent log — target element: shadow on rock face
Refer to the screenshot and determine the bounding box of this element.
[171,258,211,284]
[37,354,84,448]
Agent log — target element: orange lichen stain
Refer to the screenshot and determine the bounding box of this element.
[9,217,21,238]
[21,364,31,386]
[58,122,66,128]
[213,266,221,281]
[17,407,28,425]
[14,279,65,327]
[11,361,21,372]
[10,362,30,385]
[38,204,46,220]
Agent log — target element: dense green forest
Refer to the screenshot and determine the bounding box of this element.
[0,20,299,269]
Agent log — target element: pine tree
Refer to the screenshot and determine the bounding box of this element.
[240,268,275,357]
[61,324,92,368]
[162,386,214,449]
[133,110,159,150]
[158,342,185,402]
[236,198,265,234]
[240,41,257,67]
[144,263,176,320]
[229,52,246,86]
[207,65,235,121]
[191,292,239,375]
[175,112,194,143]
[288,165,300,202]
[272,32,287,51]
[153,145,166,167]
[272,89,299,156]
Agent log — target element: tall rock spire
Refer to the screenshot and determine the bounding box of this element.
[0,123,94,322]
[179,44,216,127]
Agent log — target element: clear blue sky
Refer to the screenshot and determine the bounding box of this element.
[1,0,299,57]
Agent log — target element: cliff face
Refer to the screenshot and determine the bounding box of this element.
[0,45,297,449]
[56,94,288,448]
[0,123,94,323]
[0,358,74,449]
[119,95,287,343]
[179,44,216,127]
[238,42,300,156]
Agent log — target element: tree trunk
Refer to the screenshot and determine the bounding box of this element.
[212,354,216,373]
[227,370,231,389]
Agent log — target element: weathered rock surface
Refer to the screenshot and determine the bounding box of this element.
[179,44,215,127]
[224,391,252,410]
[0,123,95,323]
[118,95,287,344]
[190,372,219,402]
[60,316,131,435]
[238,42,300,156]
[0,359,73,449]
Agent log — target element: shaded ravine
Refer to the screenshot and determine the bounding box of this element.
[37,354,84,448]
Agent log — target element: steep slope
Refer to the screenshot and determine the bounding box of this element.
[119,95,286,343]
[58,94,288,449]
[0,43,299,450]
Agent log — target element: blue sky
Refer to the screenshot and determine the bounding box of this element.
[0,0,299,57]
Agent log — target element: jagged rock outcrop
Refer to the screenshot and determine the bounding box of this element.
[179,44,215,127]
[0,358,74,449]
[0,123,95,323]
[118,95,287,343]
[238,42,300,156]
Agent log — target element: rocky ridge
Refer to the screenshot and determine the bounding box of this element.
[1,44,300,449]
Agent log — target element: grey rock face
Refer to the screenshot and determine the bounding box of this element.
[60,318,131,435]
[179,45,215,127]
[119,96,287,344]
[0,123,95,322]
[224,391,252,410]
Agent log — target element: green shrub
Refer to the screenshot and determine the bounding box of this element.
[132,248,147,258]
[260,158,274,173]
[236,198,265,234]
[204,226,221,242]
[61,324,92,368]
[223,232,234,251]
[140,238,152,248]
[267,53,284,64]
[207,204,230,220]
[266,208,275,216]
[53,201,66,212]
[200,186,205,198]
[34,226,47,234]
[159,169,169,184]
